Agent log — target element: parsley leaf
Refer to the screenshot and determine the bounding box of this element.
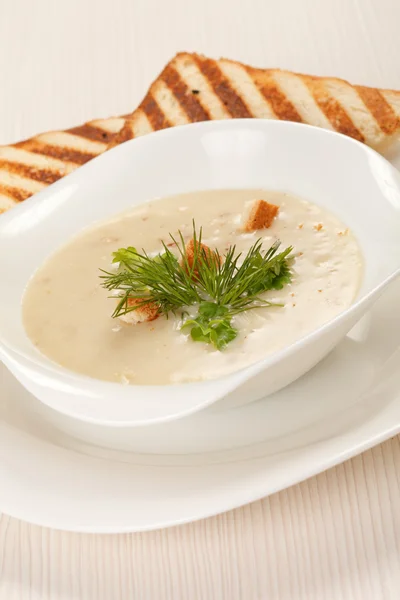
[181,303,238,350]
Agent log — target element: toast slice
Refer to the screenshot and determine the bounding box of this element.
[111,53,400,152]
[0,116,125,214]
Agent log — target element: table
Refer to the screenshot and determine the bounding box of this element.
[1,0,399,598]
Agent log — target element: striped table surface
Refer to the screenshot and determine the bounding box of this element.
[1,0,399,598]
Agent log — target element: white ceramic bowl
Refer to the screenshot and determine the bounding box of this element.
[0,120,399,426]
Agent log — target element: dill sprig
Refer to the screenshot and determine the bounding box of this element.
[100,244,200,317]
[100,224,294,350]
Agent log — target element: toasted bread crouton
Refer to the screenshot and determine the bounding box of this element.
[118,298,159,325]
[184,239,221,275]
[244,200,279,232]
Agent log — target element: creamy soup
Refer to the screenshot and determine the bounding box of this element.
[23,190,363,384]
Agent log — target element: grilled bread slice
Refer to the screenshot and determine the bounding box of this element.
[3,53,400,215]
[0,116,125,214]
[111,53,400,152]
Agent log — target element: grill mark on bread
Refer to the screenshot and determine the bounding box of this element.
[218,60,276,118]
[35,131,107,154]
[161,65,211,122]
[382,91,400,119]
[111,121,136,144]
[108,110,154,147]
[272,72,333,129]
[0,184,32,202]
[322,79,383,145]
[250,70,303,122]
[132,110,154,137]
[0,169,45,193]
[0,160,64,185]
[16,140,96,165]
[90,117,126,134]
[306,78,365,142]
[68,124,116,143]
[0,146,76,170]
[194,56,253,118]
[174,54,231,120]
[356,87,399,135]
[152,81,190,126]
[140,93,171,131]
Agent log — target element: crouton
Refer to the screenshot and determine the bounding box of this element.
[118,298,159,325]
[244,200,279,232]
[184,239,221,276]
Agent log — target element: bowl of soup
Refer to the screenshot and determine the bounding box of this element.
[0,120,399,425]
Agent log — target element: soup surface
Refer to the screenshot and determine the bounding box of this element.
[23,190,363,384]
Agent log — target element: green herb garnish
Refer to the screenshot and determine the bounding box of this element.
[100,225,294,350]
[181,302,238,350]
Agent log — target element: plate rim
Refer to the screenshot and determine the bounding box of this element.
[0,363,399,533]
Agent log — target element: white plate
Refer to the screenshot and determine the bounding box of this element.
[0,277,399,532]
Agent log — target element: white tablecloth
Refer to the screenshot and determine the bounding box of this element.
[1,0,399,597]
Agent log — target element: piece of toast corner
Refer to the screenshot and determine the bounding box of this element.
[110,52,400,152]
